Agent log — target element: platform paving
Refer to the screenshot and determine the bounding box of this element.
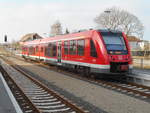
[133,68,150,75]
[0,73,22,113]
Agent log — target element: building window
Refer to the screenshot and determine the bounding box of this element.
[70,40,76,55]
[77,39,85,56]
[64,41,68,54]
[90,40,97,57]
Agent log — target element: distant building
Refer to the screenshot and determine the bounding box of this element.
[127,36,142,51]
[50,21,62,36]
[20,33,43,45]
[127,35,150,52]
[142,40,150,51]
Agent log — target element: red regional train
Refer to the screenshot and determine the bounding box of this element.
[21,29,133,76]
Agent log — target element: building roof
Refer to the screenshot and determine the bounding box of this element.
[20,33,43,42]
[127,36,141,42]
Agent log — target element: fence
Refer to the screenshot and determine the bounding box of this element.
[133,58,150,69]
[132,51,150,56]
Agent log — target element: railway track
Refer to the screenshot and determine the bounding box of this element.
[0,57,88,113]
[64,70,150,99]
[95,78,150,99]
[23,58,150,100]
[1,54,150,105]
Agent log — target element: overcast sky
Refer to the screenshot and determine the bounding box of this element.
[0,0,149,43]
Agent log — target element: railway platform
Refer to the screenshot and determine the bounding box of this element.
[133,68,150,76]
[128,68,150,86]
[0,73,22,113]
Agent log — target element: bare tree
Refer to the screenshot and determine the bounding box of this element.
[94,7,144,39]
[11,39,21,50]
[50,21,62,36]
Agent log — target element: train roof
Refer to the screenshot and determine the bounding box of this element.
[23,29,123,46]
[98,29,122,33]
[23,30,96,45]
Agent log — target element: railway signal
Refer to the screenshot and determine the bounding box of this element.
[4,35,7,42]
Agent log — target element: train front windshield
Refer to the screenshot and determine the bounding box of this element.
[101,32,127,54]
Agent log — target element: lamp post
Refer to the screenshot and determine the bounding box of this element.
[104,10,111,14]
[104,10,111,30]
[4,35,7,43]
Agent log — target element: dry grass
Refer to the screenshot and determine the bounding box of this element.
[133,64,150,69]
[132,56,150,59]
[132,56,150,69]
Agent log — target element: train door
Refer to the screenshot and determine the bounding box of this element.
[36,46,40,60]
[57,41,62,63]
[39,45,42,60]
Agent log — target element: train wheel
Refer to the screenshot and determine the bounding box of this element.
[90,74,96,79]
[78,66,85,76]
[74,65,79,74]
[57,66,61,72]
[85,67,90,78]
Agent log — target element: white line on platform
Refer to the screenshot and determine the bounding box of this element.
[0,72,23,113]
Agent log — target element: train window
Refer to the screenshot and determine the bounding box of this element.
[77,40,85,56]
[101,33,127,51]
[24,47,26,51]
[90,40,97,57]
[52,42,57,57]
[30,47,32,55]
[45,43,57,57]
[41,47,43,52]
[73,40,76,54]
[45,46,49,56]
[22,47,24,51]
[48,43,52,57]
[22,47,27,52]
[29,47,35,55]
[64,41,68,54]
[36,46,38,52]
[34,48,35,54]
[69,40,73,54]
[29,47,31,54]
[70,40,76,55]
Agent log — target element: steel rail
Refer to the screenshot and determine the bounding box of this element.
[96,79,150,98]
